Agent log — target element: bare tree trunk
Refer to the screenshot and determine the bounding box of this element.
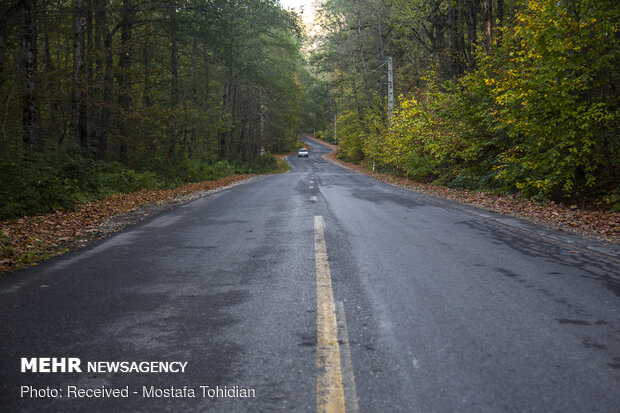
[86,0,94,145]
[466,0,477,69]
[483,0,493,55]
[170,7,179,109]
[93,0,103,154]
[96,0,111,159]
[117,0,134,163]
[1,2,20,96]
[142,37,152,107]
[20,0,41,150]
[0,14,7,92]
[447,4,458,78]
[220,65,232,159]
[168,5,179,158]
[72,0,88,148]
[43,29,63,145]
[189,39,198,157]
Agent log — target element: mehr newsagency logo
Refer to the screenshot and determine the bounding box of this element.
[21,357,187,373]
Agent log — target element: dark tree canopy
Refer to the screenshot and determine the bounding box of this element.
[0,0,305,163]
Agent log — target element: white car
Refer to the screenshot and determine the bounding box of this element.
[298,148,309,158]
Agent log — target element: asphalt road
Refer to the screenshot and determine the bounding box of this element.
[1,138,619,412]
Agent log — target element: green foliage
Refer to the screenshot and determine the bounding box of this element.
[0,150,101,219]
[97,163,161,193]
[0,149,274,220]
[484,0,620,200]
[131,155,234,186]
[335,111,366,162]
[252,152,279,173]
[322,0,619,205]
[608,190,620,213]
[229,153,278,174]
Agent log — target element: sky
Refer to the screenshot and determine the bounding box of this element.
[279,0,311,10]
[279,0,318,18]
[279,0,321,39]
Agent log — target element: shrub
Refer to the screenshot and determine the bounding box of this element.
[0,150,104,219]
[0,149,242,220]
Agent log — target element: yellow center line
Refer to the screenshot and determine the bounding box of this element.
[314,216,346,413]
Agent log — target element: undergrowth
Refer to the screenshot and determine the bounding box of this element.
[0,149,279,220]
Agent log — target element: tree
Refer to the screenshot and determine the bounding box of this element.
[19,0,40,150]
[72,0,87,148]
[313,0,618,203]
[1,0,307,163]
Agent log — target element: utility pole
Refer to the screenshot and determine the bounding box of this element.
[387,57,394,121]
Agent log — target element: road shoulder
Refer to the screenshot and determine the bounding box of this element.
[0,175,263,274]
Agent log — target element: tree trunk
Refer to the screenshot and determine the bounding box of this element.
[220,66,232,159]
[447,4,458,78]
[96,1,112,159]
[170,7,179,108]
[189,39,198,157]
[117,0,134,162]
[483,0,493,55]
[72,0,88,148]
[2,2,20,98]
[142,38,152,107]
[0,13,7,92]
[20,0,41,150]
[168,5,179,158]
[86,0,94,145]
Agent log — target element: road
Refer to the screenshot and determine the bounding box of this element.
[1,138,619,412]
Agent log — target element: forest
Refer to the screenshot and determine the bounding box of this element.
[0,0,618,221]
[311,0,619,208]
[0,0,309,219]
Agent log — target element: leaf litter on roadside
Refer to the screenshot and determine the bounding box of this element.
[0,175,255,274]
[318,142,619,244]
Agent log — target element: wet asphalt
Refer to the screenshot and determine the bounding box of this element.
[0,138,619,412]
